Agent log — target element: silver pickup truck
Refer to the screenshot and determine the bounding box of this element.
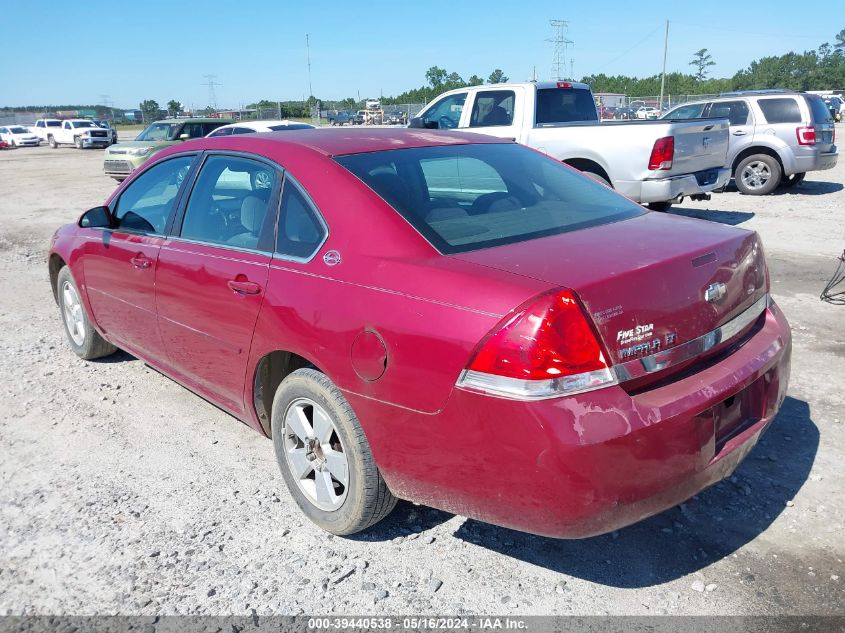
[410,81,731,210]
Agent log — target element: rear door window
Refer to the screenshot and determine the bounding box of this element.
[179,155,278,251]
[757,98,801,124]
[469,90,516,127]
[535,88,598,124]
[275,179,326,260]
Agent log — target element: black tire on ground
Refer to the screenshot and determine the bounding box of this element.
[9,139,15,148]
[781,172,806,188]
[48,135,57,149]
[271,368,397,535]
[582,170,612,188]
[56,266,117,360]
[646,201,673,211]
[734,154,782,196]
[75,136,83,149]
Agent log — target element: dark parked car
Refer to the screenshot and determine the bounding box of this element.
[50,129,791,538]
[325,111,354,126]
[92,119,119,144]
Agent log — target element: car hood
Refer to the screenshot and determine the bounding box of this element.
[106,140,175,153]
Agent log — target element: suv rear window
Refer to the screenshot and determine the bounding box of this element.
[757,98,801,124]
[335,143,643,254]
[535,88,598,124]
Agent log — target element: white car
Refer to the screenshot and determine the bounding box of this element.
[205,120,316,137]
[0,125,41,147]
[635,107,661,120]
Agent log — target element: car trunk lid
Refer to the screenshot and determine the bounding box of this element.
[453,213,767,372]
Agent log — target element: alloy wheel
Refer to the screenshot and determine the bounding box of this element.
[61,280,85,346]
[740,160,771,191]
[283,397,349,511]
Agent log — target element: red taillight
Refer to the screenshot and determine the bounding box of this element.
[556,81,572,89]
[796,126,816,145]
[648,136,674,170]
[468,290,609,380]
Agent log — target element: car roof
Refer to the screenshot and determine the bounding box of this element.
[153,117,234,124]
[180,128,513,158]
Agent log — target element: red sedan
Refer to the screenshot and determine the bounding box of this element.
[48,129,791,538]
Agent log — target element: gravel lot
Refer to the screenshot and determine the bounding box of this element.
[0,131,843,617]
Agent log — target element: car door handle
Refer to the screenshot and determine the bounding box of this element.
[227,279,262,295]
[732,131,747,136]
[130,253,151,269]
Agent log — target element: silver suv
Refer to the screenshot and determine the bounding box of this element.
[662,90,837,195]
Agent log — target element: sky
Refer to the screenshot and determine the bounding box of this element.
[0,0,836,110]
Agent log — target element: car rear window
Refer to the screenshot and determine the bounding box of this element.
[757,98,801,124]
[806,95,833,123]
[535,88,598,124]
[335,143,643,254]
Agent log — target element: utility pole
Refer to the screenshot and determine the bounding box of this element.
[659,20,669,112]
[548,19,573,81]
[306,33,313,101]
[202,74,221,112]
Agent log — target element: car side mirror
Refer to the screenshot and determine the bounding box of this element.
[408,117,426,129]
[79,206,113,229]
[179,133,190,140]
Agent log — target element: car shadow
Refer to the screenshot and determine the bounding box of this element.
[771,181,843,196]
[449,396,817,588]
[91,349,137,364]
[669,206,755,226]
[346,501,455,542]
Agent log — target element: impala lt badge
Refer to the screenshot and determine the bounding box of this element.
[705,282,727,303]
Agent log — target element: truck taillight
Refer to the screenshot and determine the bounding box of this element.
[556,81,572,89]
[456,289,616,400]
[796,126,816,145]
[648,136,674,170]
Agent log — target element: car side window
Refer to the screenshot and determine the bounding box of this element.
[179,155,278,251]
[757,98,801,124]
[469,90,515,127]
[113,156,195,234]
[208,127,233,137]
[203,123,226,136]
[707,100,750,126]
[421,93,467,129]
[63,122,71,129]
[276,179,326,260]
[232,127,253,135]
[180,122,206,139]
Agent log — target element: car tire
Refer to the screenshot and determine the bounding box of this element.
[646,201,673,212]
[48,135,57,149]
[781,172,806,188]
[9,139,15,148]
[75,136,83,149]
[56,266,117,360]
[735,154,782,195]
[271,368,397,535]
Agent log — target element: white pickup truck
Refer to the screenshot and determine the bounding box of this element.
[36,118,112,149]
[410,81,731,209]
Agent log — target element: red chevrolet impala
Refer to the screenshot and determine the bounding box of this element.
[48,129,791,538]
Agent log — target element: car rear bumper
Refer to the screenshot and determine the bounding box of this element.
[617,167,731,203]
[792,148,837,174]
[349,300,791,538]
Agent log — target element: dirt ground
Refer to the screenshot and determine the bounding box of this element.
[0,131,842,617]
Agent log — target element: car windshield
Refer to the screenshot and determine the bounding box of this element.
[9,126,28,134]
[136,122,176,141]
[335,143,643,254]
[73,121,96,128]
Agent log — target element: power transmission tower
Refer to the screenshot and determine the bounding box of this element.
[548,19,574,80]
[202,74,221,111]
[99,94,114,120]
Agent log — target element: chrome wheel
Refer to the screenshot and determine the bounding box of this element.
[740,160,771,191]
[283,397,349,511]
[61,280,85,346]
